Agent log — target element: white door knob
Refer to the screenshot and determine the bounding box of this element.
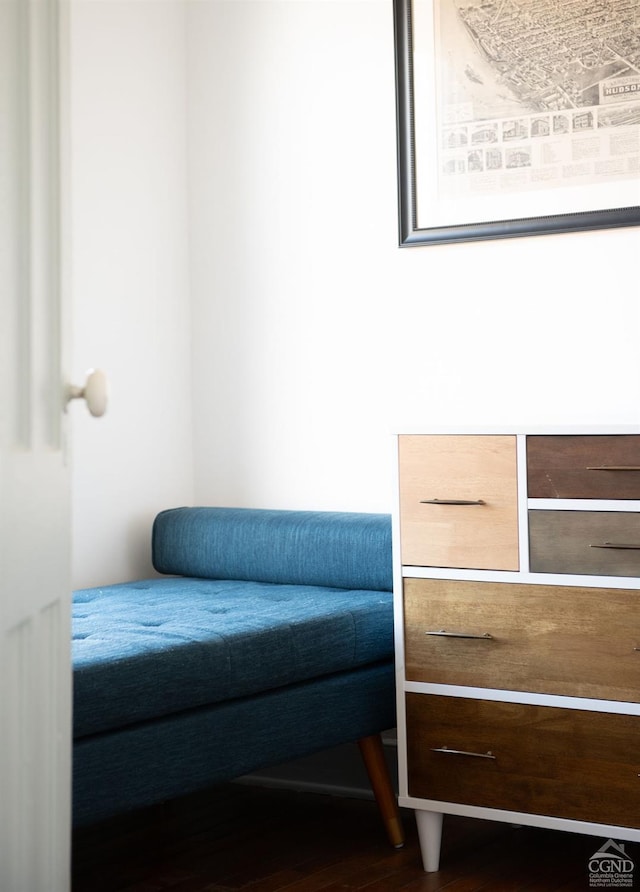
[67,369,109,417]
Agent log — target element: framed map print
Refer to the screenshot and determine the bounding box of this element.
[394,0,640,246]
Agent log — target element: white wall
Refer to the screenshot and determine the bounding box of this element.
[70,0,640,586]
[187,0,640,515]
[70,0,194,588]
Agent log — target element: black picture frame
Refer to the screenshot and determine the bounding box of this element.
[393,0,640,247]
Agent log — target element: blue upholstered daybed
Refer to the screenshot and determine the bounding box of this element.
[72,507,403,847]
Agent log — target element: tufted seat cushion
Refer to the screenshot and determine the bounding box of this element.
[72,576,394,739]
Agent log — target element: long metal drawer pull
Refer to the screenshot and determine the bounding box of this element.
[590,542,640,550]
[420,498,485,506]
[431,746,496,760]
[587,466,640,471]
[426,629,493,640]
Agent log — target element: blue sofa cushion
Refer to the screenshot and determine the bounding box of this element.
[152,507,393,592]
[73,576,394,739]
[73,661,395,826]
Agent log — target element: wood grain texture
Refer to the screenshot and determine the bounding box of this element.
[529,509,640,577]
[71,781,624,890]
[406,694,640,827]
[527,435,640,499]
[403,577,640,701]
[398,436,519,571]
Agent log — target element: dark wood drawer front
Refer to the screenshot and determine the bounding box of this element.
[527,435,640,499]
[529,510,640,577]
[404,578,640,702]
[406,694,640,828]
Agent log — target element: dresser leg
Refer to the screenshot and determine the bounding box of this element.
[415,809,443,872]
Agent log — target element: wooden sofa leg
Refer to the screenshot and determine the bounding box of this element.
[358,733,405,849]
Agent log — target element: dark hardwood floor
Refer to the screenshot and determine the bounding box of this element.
[72,783,637,891]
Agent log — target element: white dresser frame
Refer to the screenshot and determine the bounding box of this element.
[392,426,640,872]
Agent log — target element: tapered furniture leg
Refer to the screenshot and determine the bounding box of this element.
[357,733,405,849]
[415,809,443,872]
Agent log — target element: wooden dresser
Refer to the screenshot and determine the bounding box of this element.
[393,430,640,872]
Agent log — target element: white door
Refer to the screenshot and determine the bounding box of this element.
[0,1,72,889]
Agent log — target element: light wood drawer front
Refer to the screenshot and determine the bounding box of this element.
[398,435,519,571]
[404,578,640,702]
[406,694,640,828]
[527,435,640,499]
[529,510,640,578]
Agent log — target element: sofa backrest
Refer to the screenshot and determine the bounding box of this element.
[152,507,393,592]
